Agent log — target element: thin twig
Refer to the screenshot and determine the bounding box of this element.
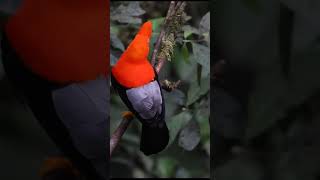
[161,80,181,92]
[155,57,165,74]
[109,113,134,157]
[174,1,183,12]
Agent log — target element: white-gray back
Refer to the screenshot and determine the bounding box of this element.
[126,80,162,120]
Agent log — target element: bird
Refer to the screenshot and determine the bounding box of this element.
[111,21,169,156]
[1,0,108,179]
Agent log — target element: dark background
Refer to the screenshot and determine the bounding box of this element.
[0,1,58,180]
[213,1,320,180]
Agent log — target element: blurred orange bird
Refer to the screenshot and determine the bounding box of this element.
[5,0,108,83]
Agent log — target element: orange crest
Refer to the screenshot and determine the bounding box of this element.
[112,21,155,88]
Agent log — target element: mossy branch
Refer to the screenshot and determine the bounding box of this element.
[153,1,187,70]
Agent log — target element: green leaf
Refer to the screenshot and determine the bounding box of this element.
[200,76,210,95]
[164,89,186,106]
[148,33,159,59]
[175,167,191,178]
[110,53,118,66]
[150,17,164,32]
[111,157,132,166]
[199,12,210,45]
[181,43,190,63]
[178,120,201,151]
[137,152,154,172]
[111,33,125,51]
[204,140,210,155]
[122,132,140,145]
[182,25,200,39]
[111,2,146,24]
[156,157,178,178]
[199,12,210,34]
[132,168,147,178]
[172,46,197,81]
[195,107,210,142]
[167,111,193,146]
[187,77,210,106]
[110,25,119,34]
[192,43,210,77]
[187,81,201,106]
[163,92,179,118]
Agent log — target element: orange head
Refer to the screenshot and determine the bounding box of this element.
[5,0,108,83]
[112,21,155,88]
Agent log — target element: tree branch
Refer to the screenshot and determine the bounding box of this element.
[154,1,186,72]
[110,1,184,157]
[110,112,134,157]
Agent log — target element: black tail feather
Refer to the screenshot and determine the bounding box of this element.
[140,120,169,156]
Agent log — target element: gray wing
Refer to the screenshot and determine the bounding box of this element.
[51,76,109,169]
[51,76,109,179]
[126,80,162,119]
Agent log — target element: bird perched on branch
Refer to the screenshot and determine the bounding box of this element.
[111,21,169,156]
[1,0,108,179]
